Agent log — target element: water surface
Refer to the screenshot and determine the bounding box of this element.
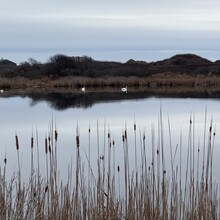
[0,92,220,185]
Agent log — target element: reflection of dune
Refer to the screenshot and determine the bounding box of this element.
[3,88,220,110]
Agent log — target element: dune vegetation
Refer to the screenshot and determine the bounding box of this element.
[1,54,220,91]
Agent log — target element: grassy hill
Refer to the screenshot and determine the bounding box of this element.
[1,54,220,89]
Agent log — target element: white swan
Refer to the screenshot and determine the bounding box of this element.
[121,86,127,93]
[81,86,85,92]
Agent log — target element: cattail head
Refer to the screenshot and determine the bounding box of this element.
[55,130,58,142]
[117,165,120,172]
[134,123,136,131]
[76,135,80,148]
[124,130,127,139]
[113,139,115,146]
[48,145,51,154]
[122,135,125,143]
[31,137,34,149]
[45,138,48,154]
[108,133,110,139]
[15,135,19,150]
[88,128,91,133]
[4,158,7,164]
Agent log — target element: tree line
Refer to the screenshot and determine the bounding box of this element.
[1,54,220,79]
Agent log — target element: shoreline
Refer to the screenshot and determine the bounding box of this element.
[1,75,220,92]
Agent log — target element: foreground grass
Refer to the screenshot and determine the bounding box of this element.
[0,114,219,219]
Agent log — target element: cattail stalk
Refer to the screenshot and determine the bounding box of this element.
[15,134,21,190]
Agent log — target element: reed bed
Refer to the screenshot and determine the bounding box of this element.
[2,75,220,90]
[0,113,219,220]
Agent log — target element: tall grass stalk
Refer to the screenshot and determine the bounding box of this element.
[0,114,219,219]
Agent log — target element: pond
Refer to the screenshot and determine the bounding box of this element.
[0,90,220,188]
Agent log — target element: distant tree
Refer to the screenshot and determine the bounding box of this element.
[19,61,31,67]
[28,58,41,66]
[46,54,95,77]
[45,54,75,76]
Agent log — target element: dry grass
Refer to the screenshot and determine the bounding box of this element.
[1,75,220,91]
[0,114,219,219]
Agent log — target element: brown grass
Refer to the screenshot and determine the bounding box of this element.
[0,114,219,219]
[1,74,220,91]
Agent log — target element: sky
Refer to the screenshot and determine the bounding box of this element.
[1,0,220,63]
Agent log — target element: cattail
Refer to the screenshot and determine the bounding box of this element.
[48,145,51,153]
[143,135,145,141]
[113,139,115,146]
[45,185,48,193]
[157,149,159,155]
[88,128,90,133]
[15,135,19,150]
[108,133,110,139]
[55,130,58,141]
[4,158,7,164]
[134,123,136,131]
[117,165,120,172]
[45,137,48,154]
[122,135,125,143]
[214,132,216,136]
[76,135,80,148]
[31,136,34,149]
[125,130,127,139]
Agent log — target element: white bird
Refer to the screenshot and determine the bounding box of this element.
[81,86,85,92]
[121,86,127,93]
[0,89,4,93]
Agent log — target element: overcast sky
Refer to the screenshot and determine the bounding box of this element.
[1,0,220,63]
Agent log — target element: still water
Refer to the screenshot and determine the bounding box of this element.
[0,92,220,185]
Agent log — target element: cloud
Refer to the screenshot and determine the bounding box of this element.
[1,0,220,62]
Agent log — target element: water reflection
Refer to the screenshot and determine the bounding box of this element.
[2,88,220,110]
[0,90,220,187]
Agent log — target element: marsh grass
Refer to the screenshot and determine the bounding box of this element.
[2,75,220,91]
[0,113,219,219]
